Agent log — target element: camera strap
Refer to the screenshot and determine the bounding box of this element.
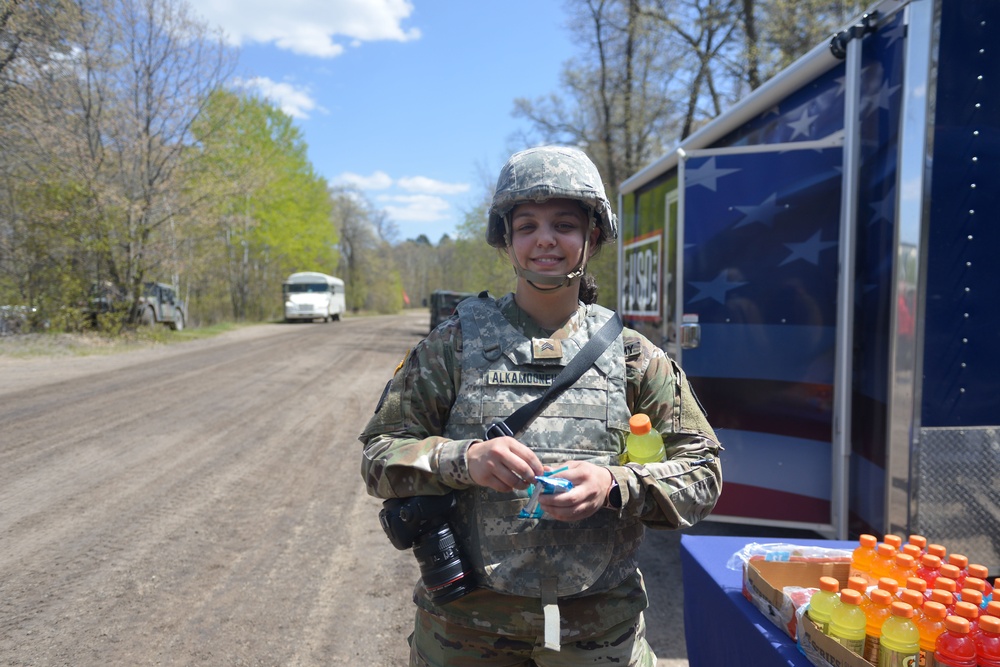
[485,312,623,440]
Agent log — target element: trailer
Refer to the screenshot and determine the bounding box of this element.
[617,0,999,565]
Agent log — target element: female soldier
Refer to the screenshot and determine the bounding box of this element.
[360,145,722,666]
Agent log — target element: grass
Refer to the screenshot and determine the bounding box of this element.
[0,321,249,359]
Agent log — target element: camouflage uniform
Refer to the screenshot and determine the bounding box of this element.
[360,293,723,666]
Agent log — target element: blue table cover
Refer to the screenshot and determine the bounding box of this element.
[680,534,856,667]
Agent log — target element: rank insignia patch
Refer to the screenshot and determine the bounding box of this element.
[532,338,563,360]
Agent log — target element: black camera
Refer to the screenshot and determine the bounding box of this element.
[378,493,474,604]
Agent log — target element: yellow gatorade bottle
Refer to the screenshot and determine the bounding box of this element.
[808,576,842,634]
[830,589,868,653]
[624,413,665,464]
[878,601,919,667]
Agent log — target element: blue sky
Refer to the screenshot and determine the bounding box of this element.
[192,1,579,244]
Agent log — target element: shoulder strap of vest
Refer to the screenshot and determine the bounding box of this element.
[484,311,623,440]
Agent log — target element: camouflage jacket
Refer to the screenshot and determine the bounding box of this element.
[359,293,722,638]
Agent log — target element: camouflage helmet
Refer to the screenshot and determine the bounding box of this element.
[487,146,618,248]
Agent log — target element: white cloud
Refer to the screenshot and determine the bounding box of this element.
[335,171,394,190]
[194,0,420,58]
[377,194,451,222]
[397,176,470,196]
[236,77,320,119]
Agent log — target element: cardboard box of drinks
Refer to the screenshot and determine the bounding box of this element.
[741,550,873,667]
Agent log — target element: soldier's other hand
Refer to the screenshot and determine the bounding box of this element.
[467,438,544,493]
[537,460,613,522]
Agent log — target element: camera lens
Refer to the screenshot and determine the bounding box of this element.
[412,523,473,604]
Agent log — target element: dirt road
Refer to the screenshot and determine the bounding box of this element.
[0,311,715,666]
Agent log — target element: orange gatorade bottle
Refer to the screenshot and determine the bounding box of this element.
[884,535,903,551]
[865,588,895,663]
[873,544,900,583]
[916,600,948,666]
[934,616,976,667]
[878,601,919,667]
[851,534,879,584]
[889,553,917,587]
[808,576,841,634]
[830,589,868,653]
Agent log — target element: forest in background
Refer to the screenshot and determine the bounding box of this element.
[0,0,860,332]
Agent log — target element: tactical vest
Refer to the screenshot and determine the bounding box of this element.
[444,295,643,598]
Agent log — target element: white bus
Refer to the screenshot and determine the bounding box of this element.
[282,272,346,323]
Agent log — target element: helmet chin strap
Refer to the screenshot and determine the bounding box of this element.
[504,216,594,293]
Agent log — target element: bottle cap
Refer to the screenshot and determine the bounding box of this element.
[900,589,923,609]
[895,553,915,568]
[878,577,899,594]
[908,535,927,549]
[929,589,954,606]
[891,601,914,618]
[968,564,989,580]
[965,577,986,593]
[884,535,902,549]
[955,601,979,620]
[903,544,923,559]
[988,601,1000,618]
[924,601,947,619]
[960,590,983,607]
[819,576,840,593]
[945,616,970,634]
[981,616,1000,634]
[848,576,869,592]
[872,589,893,605]
[935,577,957,593]
[628,413,651,435]
[905,577,927,593]
[927,544,947,559]
[941,564,962,580]
[948,554,969,570]
[877,544,896,557]
[859,534,877,548]
[840,589,862,605]
[920,553,942,569]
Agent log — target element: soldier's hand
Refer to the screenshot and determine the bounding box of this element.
[537,460,614,521]
[467,438,544,493]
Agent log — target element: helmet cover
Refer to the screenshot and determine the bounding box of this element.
[487,146,618,248]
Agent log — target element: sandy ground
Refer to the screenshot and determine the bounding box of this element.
[0,311,808,666]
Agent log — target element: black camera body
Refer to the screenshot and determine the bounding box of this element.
[379,493,474,604]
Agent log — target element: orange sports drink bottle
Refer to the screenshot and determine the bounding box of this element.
[889,553,917,587]
[830,589,868,654]
[908,534,928,554]
[865,588,895,663]
[808,576,841,634]
[873,544,900,583]
[934,616,976,667]
[851,534,879,584]
[878,601,919,667]
[947,555,970,590]
[916,600,948,667]
[884,535,903,551]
